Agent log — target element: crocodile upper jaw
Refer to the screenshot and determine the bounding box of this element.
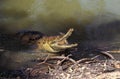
[44,28,78,52]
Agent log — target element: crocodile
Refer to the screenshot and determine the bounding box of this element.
[16,28,77,53]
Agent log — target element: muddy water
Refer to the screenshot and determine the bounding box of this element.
[0,0,120,70]
[0,0,118,33]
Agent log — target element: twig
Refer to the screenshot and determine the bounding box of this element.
[77,55,99,64]
[101,51,115,59]
[50,55,76,64]
[71,55,100,69]
[105,50,120,53]
[56,54,71,65]
[36,55,49,65]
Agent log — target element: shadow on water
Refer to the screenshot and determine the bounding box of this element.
[84,20,120,49]
[82,20,120,60]
[86,20,120,41]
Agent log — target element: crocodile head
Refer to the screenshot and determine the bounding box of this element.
[36,28,78,53]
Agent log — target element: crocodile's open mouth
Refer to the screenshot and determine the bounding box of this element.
[39,28,78,53]
[49,28,78,52]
